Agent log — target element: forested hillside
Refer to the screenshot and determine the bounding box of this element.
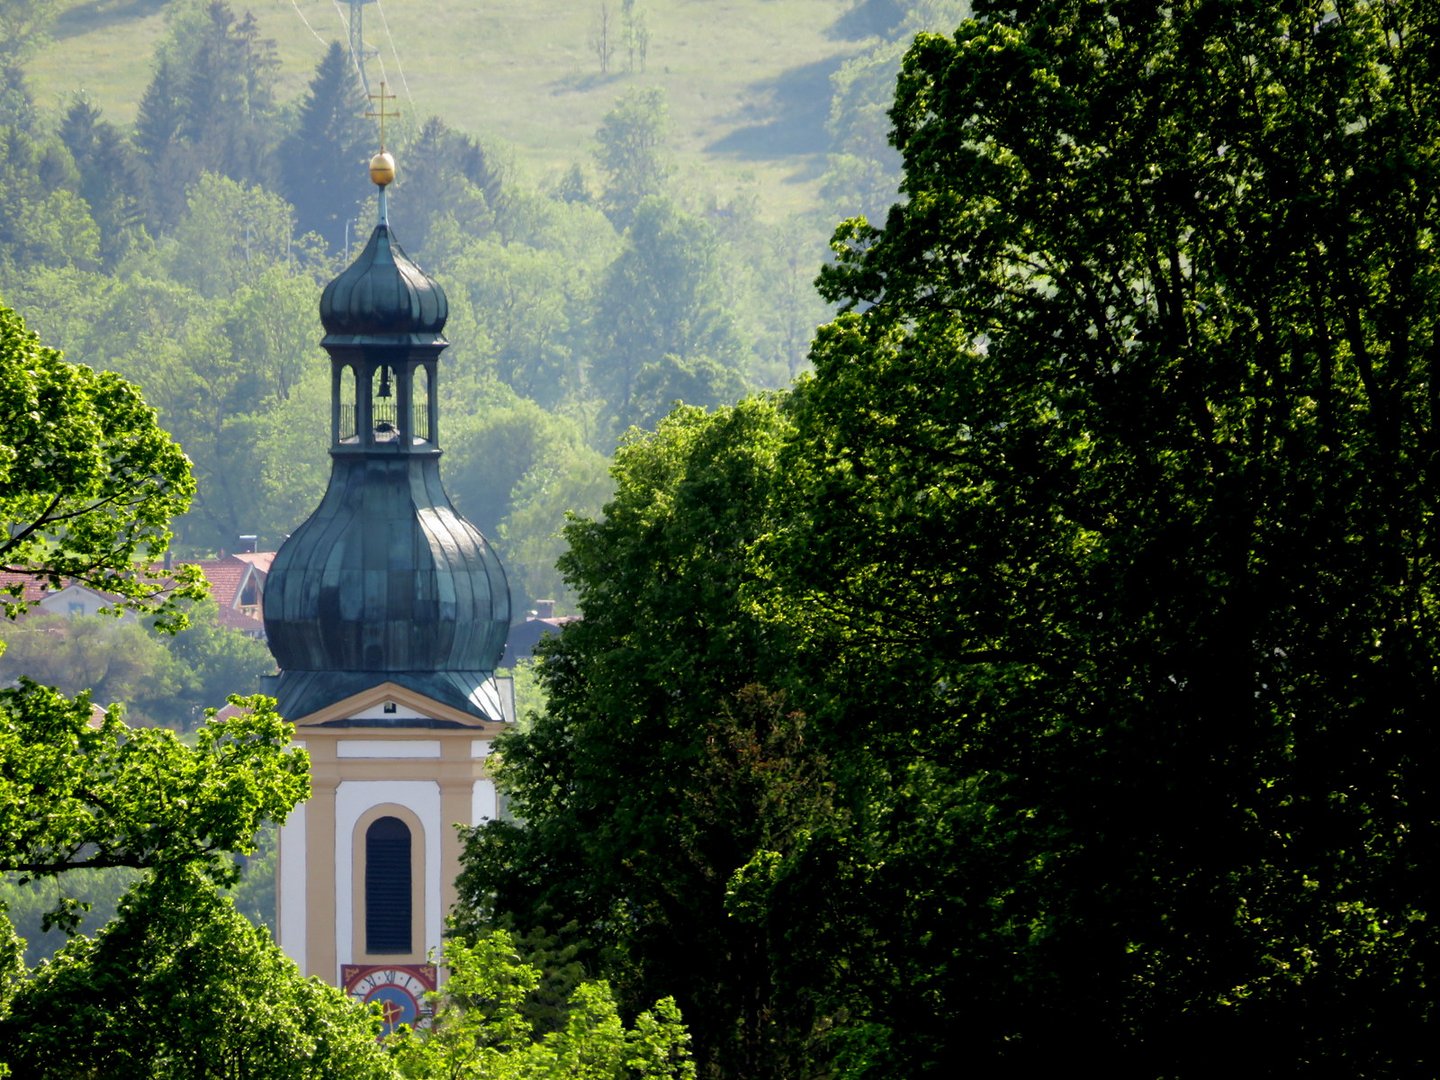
[3,0,970,615]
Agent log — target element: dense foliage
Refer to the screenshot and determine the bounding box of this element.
[2,867,394,1079]
[0,303,203,628]
[0,301,392,1077]
[458,400,825,1076]
[461,0,1440,1076]
[389,930,694,1080]
[0,684,304,887]
[0,2,943,1074]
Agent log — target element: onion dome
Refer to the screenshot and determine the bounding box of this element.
[319,224,448,340]
[262,141,511,724]
[263,457,510,676]
[262,451,512,722]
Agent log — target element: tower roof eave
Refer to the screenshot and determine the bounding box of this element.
[321,332,449,349]
[264,669,509,726]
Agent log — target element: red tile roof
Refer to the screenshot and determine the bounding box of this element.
[216,604,264,634]
[0,571,54,606]
[0,553,275,630]
[192,555,251,609]
[234,551,274,575]
[208,701,251,723]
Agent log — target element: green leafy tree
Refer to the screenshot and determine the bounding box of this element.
[0,303,382,1077]
[2,865,395,1079]
[391,116,505,257]
[0,615,179,722]
[626,352,749,434]
[458,400,832,1078]
[621,0,650,74]
[134,0,279,230]
[0,301,202,627]
[751,0,1440,1072]
[0,267,112,366]
[0,672,383,1078]
[59,98,146,268]
[387,930,694,1080]
[590,198,749,437]
[457,1,1440,1075]
[497,442,613,612]
[0,684,304,888]
[0,125,100,273]
[228,822,278,929]
[445,389,589,541]
[0,866,139,967]
[163,173,301,300]
[819,0,970,223]
[134,51,184,189]
[593,88,671,228]
[0,0,56,66]
[0,0,57,132]
[248,363,333,548]
[446,238,587,408]
[162,598,277,718]
[122,251,328,552]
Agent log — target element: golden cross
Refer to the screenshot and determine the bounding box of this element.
[366,81,399,150]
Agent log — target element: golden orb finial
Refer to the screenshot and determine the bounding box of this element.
[366,81,399,188]
[370,150,396,187]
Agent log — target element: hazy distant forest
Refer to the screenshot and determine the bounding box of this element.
[0,0,948,614]
[4,0,1440,1077]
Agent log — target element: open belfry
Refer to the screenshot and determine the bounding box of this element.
[263,118,512,1027]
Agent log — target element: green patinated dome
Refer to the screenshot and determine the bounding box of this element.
[263,456,510,677]
[263,199,509,723]
[318,223,448,341]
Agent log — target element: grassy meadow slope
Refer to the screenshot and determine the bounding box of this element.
[28,0,883,218]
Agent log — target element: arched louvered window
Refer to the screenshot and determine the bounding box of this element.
[365,816,412,953]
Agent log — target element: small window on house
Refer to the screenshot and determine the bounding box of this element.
[365,816,411,953]
[383,702,398,714]
[67,601,86,616]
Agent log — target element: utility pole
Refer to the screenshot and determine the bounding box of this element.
[347,0,379,93]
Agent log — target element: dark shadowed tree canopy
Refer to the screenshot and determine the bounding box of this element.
[461,1,1440,1077]
[777,0,1440,1073]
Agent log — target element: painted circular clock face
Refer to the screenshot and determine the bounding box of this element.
[364,983,420,1033]
[345,967,432,1034]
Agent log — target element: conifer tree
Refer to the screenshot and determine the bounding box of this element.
[60,98,144,267]
[279,41,370,251]
[133,0,279,230]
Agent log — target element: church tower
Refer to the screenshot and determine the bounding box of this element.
[265,144,511,1024]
